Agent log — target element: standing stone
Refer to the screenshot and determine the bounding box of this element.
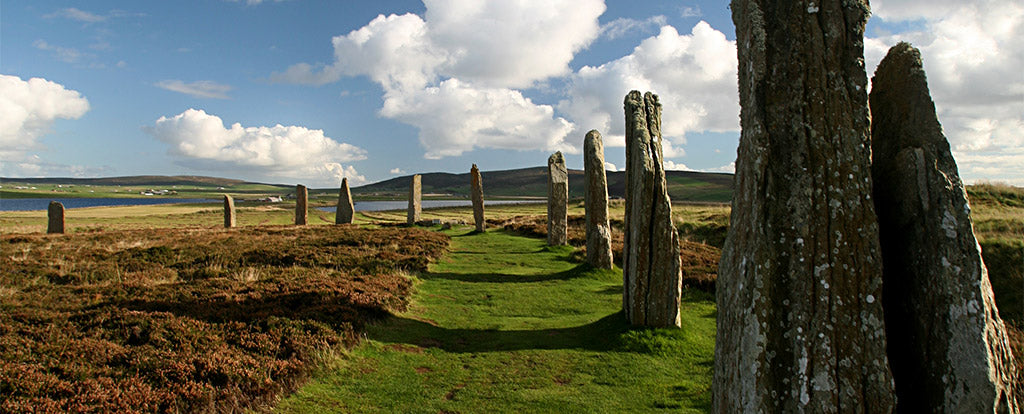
[47,201,65,234]
[547,151,568,246]
[871,42,1020,412]
[713,1,895,412]
[294,184,307,226]
[336,178,355,224]
[622,91,681,328]
[584,130,613,269]
[408,174,421,225]
[223,194,236,228]
[471,164,484,232]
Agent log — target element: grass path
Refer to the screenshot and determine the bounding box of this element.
[277,227,716,413]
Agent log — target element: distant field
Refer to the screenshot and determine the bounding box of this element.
[0,182,289,200]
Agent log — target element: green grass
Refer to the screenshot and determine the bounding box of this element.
[276,227,716,413]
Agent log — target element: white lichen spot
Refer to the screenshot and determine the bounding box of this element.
[967,299,979,314]
[941,257,951,268]
[866,294,875,304]
[942,209,957,238]
[796,238,804,246]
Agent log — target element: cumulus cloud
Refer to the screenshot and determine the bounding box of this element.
[712,161,735,173]
[274,0,604,158]
[380,79,574,158]
[145,109,366,185]
[155,80,232,99]
[422,0,605,88]
[865,0,1023,183]
[559,22,739,154]
[663,160,692,171]
[0,74,90,154]
[390,167,406,174]
[604,161,618,172]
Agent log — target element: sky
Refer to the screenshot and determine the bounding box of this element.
[1,0,1021,187]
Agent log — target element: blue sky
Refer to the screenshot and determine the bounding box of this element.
[2,0,1021,187]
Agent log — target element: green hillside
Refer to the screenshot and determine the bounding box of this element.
[352,167,735,203]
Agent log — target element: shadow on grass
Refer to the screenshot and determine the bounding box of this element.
[368,311,630,353]
[421,262,603,283]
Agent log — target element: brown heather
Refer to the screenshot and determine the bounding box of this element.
[0,226,448,413]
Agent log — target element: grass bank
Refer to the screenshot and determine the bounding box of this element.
[278,228,716,413]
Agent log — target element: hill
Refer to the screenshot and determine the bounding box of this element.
[352,166,735,203]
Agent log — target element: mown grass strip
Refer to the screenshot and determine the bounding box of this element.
[278,228,716,413]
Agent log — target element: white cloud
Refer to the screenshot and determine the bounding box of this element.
[866,0,1023,161]
[390,167,406,174]
[600,16,667,40]
[145,109,366,186]
[663,160,692,171]
[679,6,702,18]
[711,161,735,173]
[0,154,110,178]
[274,0,604,158]
[155,80,232,99]
[559,22,739,154]
[422,0,606,88]
[45,7,106,23]
[871,0,963,21]
[603,161,618,172]
[0,74,90,156]
[380,78,574,159]
[953,149,1024,186]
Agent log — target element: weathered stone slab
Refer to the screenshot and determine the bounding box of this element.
[712,1,895,411]
[471,164,484,232]
[547,151,568,246]
[408,174,421,225]
[584,130,613,269]
[871,42,1020,412]
[622,91,681,328]
[47,201,65,234]
[223,194,235,228]
[294,184,307,226]
[336,178,355,224]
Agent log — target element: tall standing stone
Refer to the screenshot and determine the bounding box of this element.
[713,1,895,411]
[294,184,307,226]
[223,194,236,228]
[471,164,484,232]
[547,151,568,246]
[336,178,355,224]
[622,91,681,328]
[47,201,65,234]
[871,42,1020,412]
[408,174,421,225]
[584,130,613,269]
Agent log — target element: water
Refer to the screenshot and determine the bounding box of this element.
[320,199,542,212]
[0,198,218,211]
